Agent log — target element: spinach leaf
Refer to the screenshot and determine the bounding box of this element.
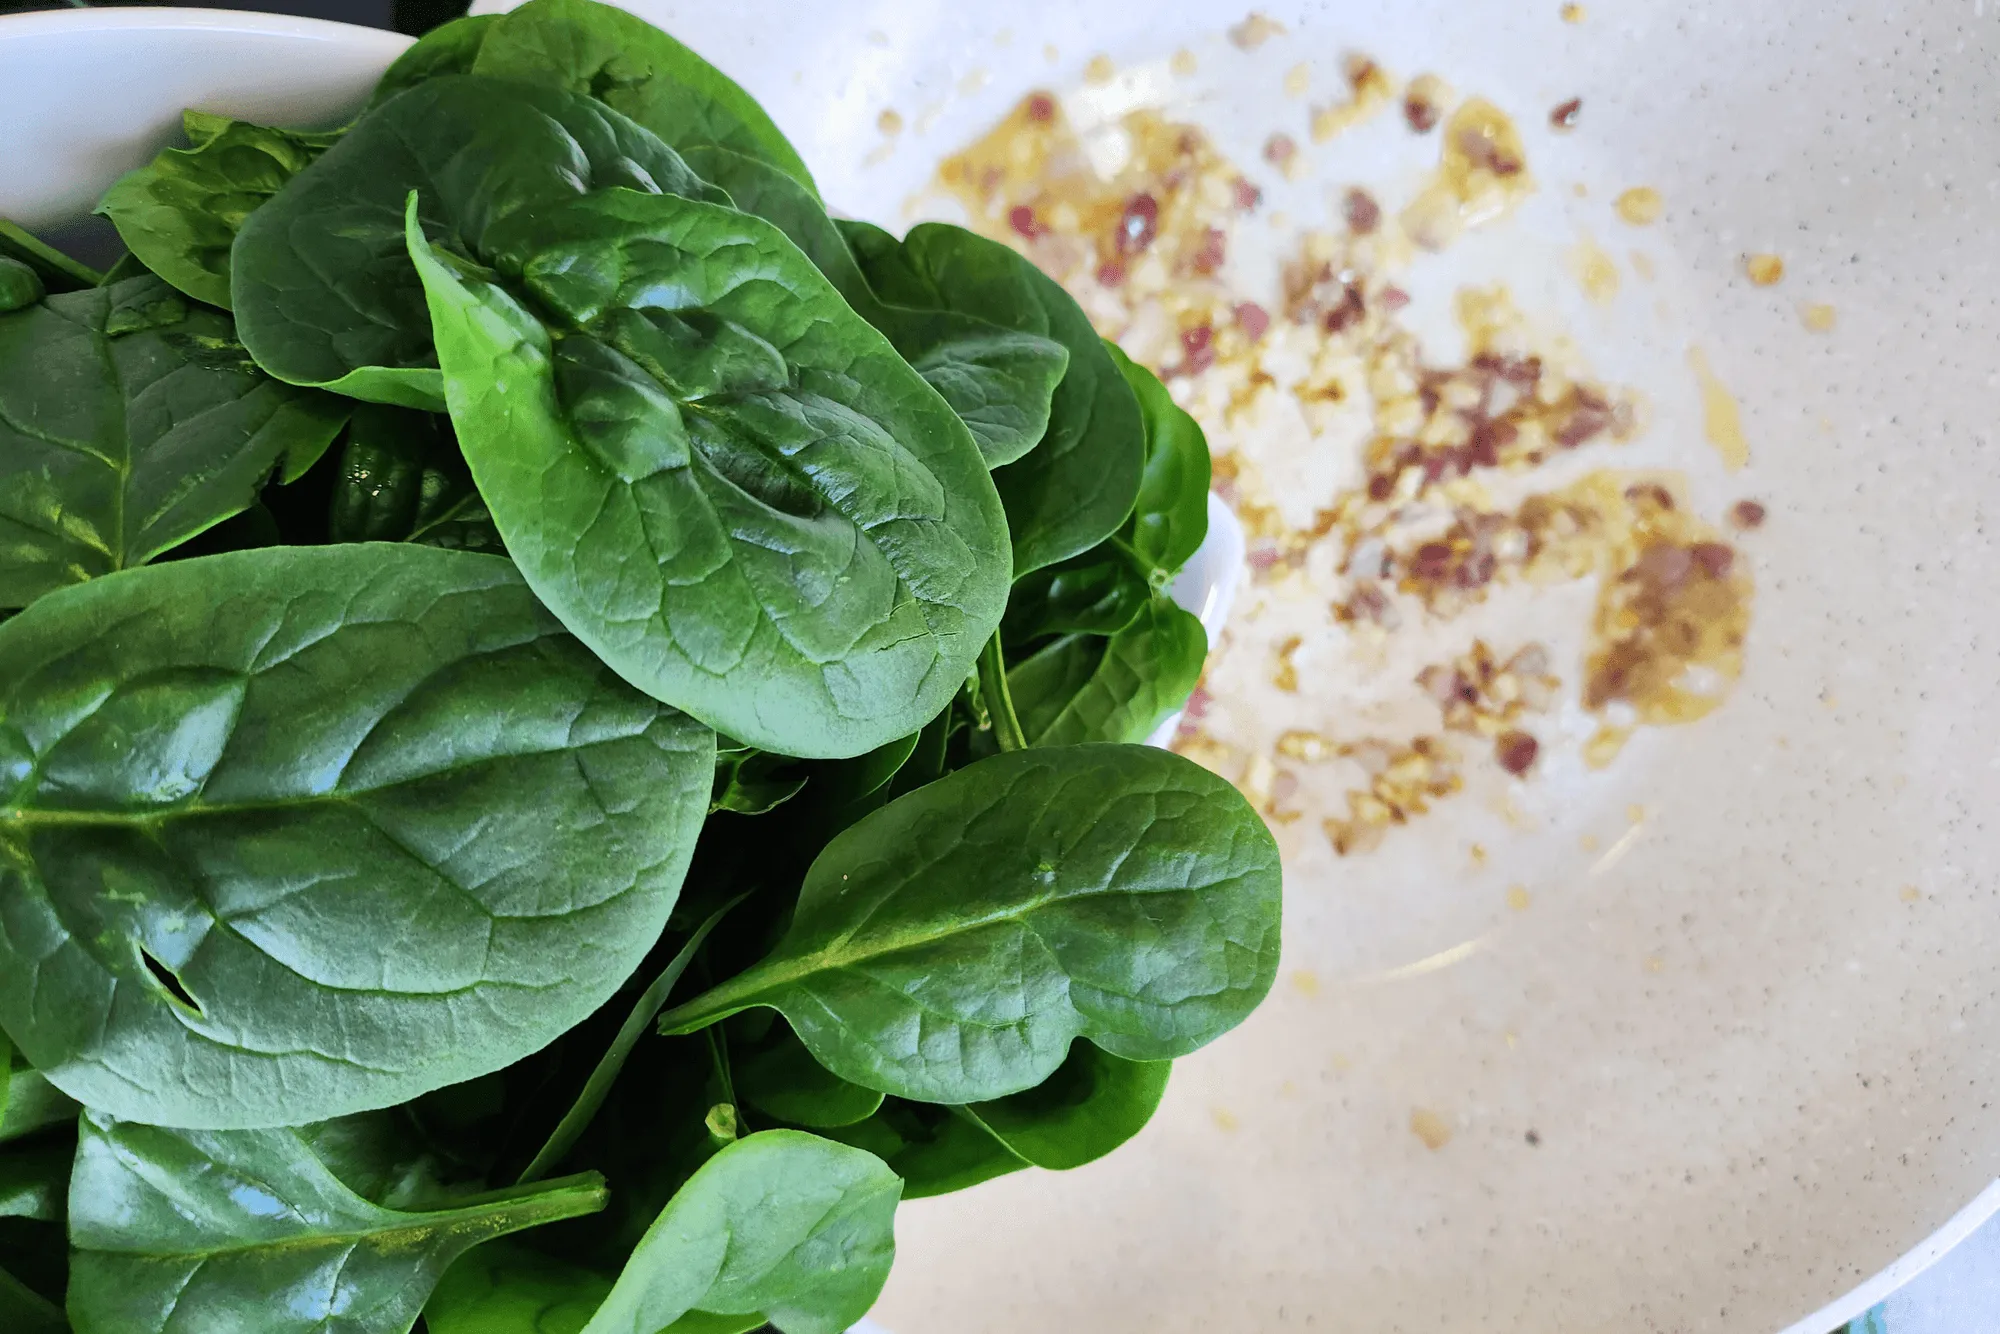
[369,13,498,108]
[0,544,714,1129]
[407,189,1011,759]
[821,1100,1026,1200]
[97,113,337,310]
[0,219,100,292]
[0,258,42,313]
[733,1020,884,1129]
[658,744,1283,1103]
[68,1112,608,1334]
[0,274,345,610]
[1002,546,1151,643]
[680,147,1068,469]
[0,1071,76,1147]
[1007,595,1207,746]
[0,1266,64,1332]
[425,1243,611,1334]
[233,74,718,410]
[515,898,740,1186]
[473,0,817,198]
[842,221,1146,574]
[711,744,809,817]
[1106,341,1210,580]
[963,1040,1171,1171]
[435,1131,898,1334]
[0,1140,69,1222]
[326,403,500,551]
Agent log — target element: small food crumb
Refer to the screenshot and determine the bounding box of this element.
[1626,803,1647,824]
[1469,842,1489,867]
[1729,499,1767,530]
[1525,1128,1543,1146]
[958,68,989,95]
[1171,48,1198,76]
[1084,54,1116,84]
[1284,62,1310,96]
[1583,726,1630,769]
[1745,253,1785,286]
[1410,1108,1453,1150]
[1687,346,1750,471]
[1900,885,1922,902]
[1403,73,1453,133]
[1615,186,1664,225]
[1801,302,1838,332]
[1573,234,1620,304]
[1263,131,1298,174]
[1579,833,1601,853]
[1496,730,1540,775]
[1212,1107,1241,1132]
[877,108,904,135]
[1311,54,1397,141]
[1343,187,1382,234]
[1549,97,1582,130]
[1643,955,1665,974]
[1507,884,1533,911]
[1560,2,1587,21]
[1228,12,1287,49]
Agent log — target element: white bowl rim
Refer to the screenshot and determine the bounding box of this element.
[0,5,411,47]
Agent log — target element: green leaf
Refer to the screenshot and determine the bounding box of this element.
[0,274,346,610]
[233,74,718,410]
[68,1111,608,1334]
[0,258,43,313]
[0,1071,78,1147]
[1008,595,1207,746]
[425,1243,611,1334]
[733,1021,884,1129]
[820,1100,1025,1200]
[963,1040,1171,1170]
[659,743,1283,1103]
[369,13,498,108]
[0,219,100,292]
[326,403,500,551]
[515,897,741,1186]
[1002,546,1151,643]
[0,544,714,1129]
[590,1130,897,1334]
[710,744,809,817]
[1106,341,1210,579]
[0,1139,70,1222]
[474,0,817,199]
[0,1265,64,1332]
[432,1133,898,1334]
[682,146,1067,470]
[406,188,1011,759]
[842,222,1146,574]
[96,115,336,309]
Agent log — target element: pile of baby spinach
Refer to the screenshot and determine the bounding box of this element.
[0,2,1281,1331]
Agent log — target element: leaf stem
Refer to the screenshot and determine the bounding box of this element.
[515,896,743,1185]
[977,633,1028,752]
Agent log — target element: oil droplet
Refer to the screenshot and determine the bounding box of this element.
[1626,803,1647,825]
[1561,2,1588,21]
[1290,968,1321,996]
[1469,842,1489,867]
[1084,54,1116,85]
[1410,1108,1453,1150]
[1801,302,1838,333]
[1506,884,1533,911]
[1400,98,1534,249]
[1279,1079,1302,1098]
[1643,955,1666,974]
[1687,345,1750,471]
[1172,48,1198,76]
[1578,833,1601,853]
[1630,250,1656,282]
[1284,62,1310,96]
[1615,186,1664,225]
[1212,1107,1241,1132]
[1900,885,1922,902]
[1745,253,1785,285]
[877,108,904,136]
[1572,232,1620,303]
[1583,725,1630,769]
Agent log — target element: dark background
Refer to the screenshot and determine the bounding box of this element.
[0,0,468,35]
